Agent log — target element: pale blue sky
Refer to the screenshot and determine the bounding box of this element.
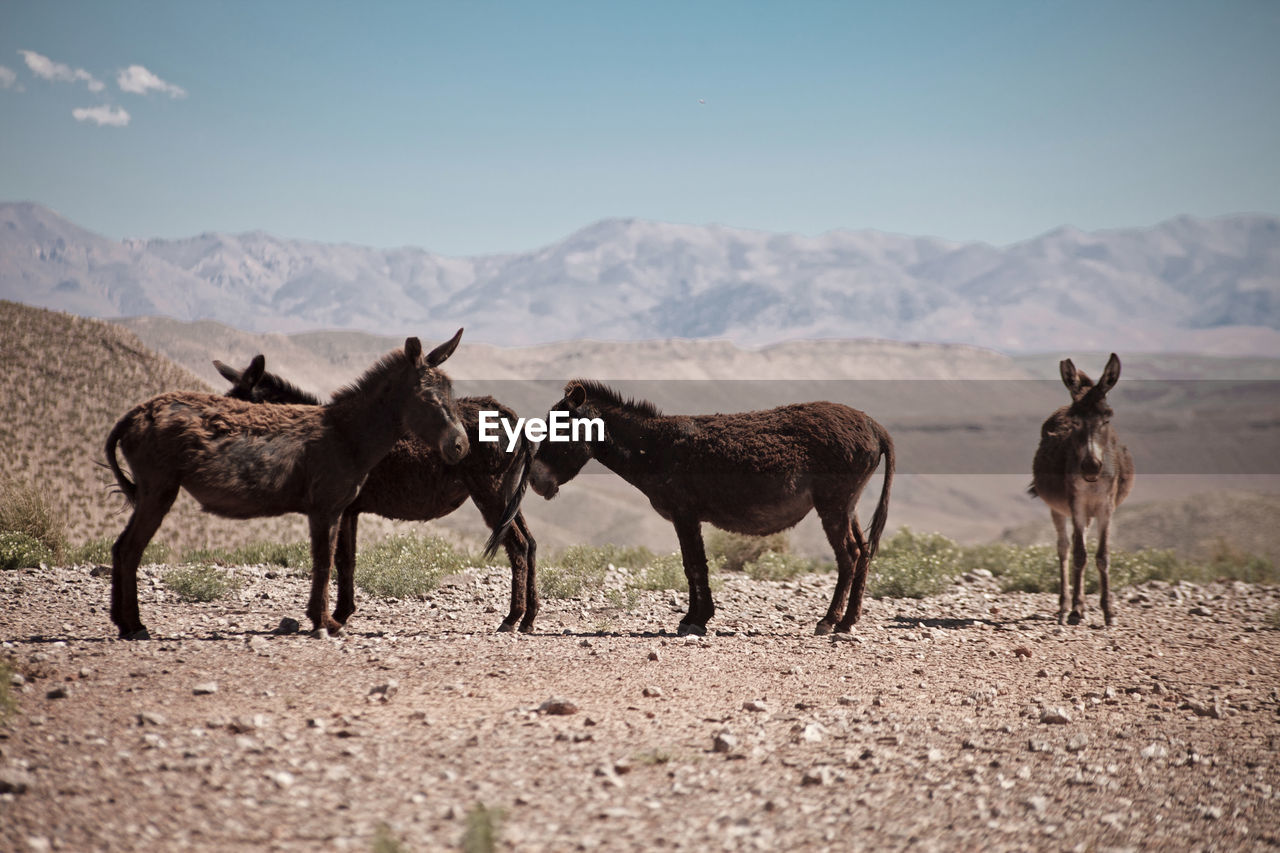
[1,0,1277,255]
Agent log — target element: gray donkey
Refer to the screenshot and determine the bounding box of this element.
[1030,353,1135,626]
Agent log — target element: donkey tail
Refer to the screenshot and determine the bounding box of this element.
[863,425,895,561]
[483,433,533,559]
[104,415,138,507]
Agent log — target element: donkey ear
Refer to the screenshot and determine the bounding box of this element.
[242,354,267,387]
[213,360,242,384]
[1098,353,1121,393]
[425,328,463,367]
[1059,359,1082,396]
[404,337,423,363]
[565,382,587,409]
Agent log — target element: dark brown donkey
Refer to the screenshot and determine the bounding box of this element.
[528,381,895,635]
[103,333,470,639]
[214,355,538,633]
[1030,353,1135,626]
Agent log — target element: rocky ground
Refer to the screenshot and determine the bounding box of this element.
[1,562,1278,852]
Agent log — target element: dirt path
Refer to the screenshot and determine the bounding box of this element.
[2,563,1278,852]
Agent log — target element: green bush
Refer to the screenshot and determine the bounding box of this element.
[632,551,725,592]
[355,535,464,600]
[742,549,820,582]
[868,527,965,599]
[0,478,66,560]
[181,540,311,569]
[462,802,505,853]
[1202,540,1280,585]
[540,544,656,599]
[0,658,15,722]
[162,565,242,602]
[0,531,55,570]
[70,538,171,567]
[707,529,790,572]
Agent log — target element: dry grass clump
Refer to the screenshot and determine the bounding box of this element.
[706,530,790,572]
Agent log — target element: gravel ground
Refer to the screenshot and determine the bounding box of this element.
[2,562,1278,852]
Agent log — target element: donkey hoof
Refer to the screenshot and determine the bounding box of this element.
[518,621,536,634]
[496,621,517,633]
[1066,611,1083,626]
[120,627,150,641]
[1103,614,1114,627]
[814,621,834,636]
[1057,612,1069,625]
[677,621,706,637]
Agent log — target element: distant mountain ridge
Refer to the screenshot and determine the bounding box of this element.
[3,201,1278,353]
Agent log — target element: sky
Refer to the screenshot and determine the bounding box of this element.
[1,0,1278,256]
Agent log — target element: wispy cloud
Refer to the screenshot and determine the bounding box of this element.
[0,66,17,90]
[117,64,186,98]
[19,50,104,92]
[72,105,130,127]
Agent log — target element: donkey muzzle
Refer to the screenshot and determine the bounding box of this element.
[441,432,470,465]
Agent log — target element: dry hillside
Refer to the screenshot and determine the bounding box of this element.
[0,301,317,554]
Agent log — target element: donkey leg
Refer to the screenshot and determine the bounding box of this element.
[331,511,359,629]
[517,515,539,633]
[1068,513,1089,625]
[673,518,713,635]
[815,505,855,635]
[497,522,530,633]
[837,513,871,632]
[110,483,179,640]
[305,514,343,635]
[1095,507,1115,626]
[1051,511,1071,624]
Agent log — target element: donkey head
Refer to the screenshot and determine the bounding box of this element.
[530,381,593,499]
[1058,353,1121,483]
[402,330,470,465]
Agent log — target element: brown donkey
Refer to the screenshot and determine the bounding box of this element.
[213,355,538,632]
[529,381,894,635]
[104,333,470,639]
[1030,353,1135,626]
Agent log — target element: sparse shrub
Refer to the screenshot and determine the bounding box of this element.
[604,586,640,612]
[355,534,464,600]
[868,527,965,599]
[0,658,15,722]
[181,540,311,569]
[0,531,55,570]
[0,478,67,560]
[540,544,655,599]
[1202,540,1279,584]
[966,542,1059,593]
[371,822,407,853]
[632,551,725,592]
[707,529,789,572]
[743,549,820,582]
[162,565,241,602]
[462,802,504,853]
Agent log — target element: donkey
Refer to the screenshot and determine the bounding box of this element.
[103,333,470,639]
[1030,353,1135,626]
[528,381,894,635]
[213,355,539,633]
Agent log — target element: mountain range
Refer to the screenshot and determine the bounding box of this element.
[2,201,1278,353]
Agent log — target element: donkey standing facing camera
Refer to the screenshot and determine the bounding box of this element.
[1030,353,1135,626]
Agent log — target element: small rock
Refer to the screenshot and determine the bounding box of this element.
[1039,707,1072,725]
[593,764,624,788]
[1014,646,1033,658]
[1026,795,1049,814]
[1189,606,1212,617]
[1066,733,1089,753]
[1199,805,1224,821]
[712,731,739,753]
[647,651,660,662]
[137,711,167,727]
[269,770,295,789]
[368,681,399,703]
[25,837,51,853]
[926,748,946,762]
[801,766,834,786]
[45,686,68,700]
[837,695,859,706]
[9,672,26,687]
[642,686,663,698]
[192,682,218,696]
[1028,739,1054,754]
[798,722,825,743]
[1140,743,1169,760]
[274,617,301,635]
[0,767,35,794]
[743,700,769,713]
[538,697,579,716]
[1185,698,1222,719]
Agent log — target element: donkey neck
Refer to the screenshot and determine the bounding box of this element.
[590,403,669,488]
[325,372,416,472]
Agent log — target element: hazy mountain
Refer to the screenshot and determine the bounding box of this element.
[3,202,1279,353]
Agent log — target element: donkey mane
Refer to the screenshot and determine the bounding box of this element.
[331,348,415,404]
[571,379,663,418]
[259,373,322,406]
